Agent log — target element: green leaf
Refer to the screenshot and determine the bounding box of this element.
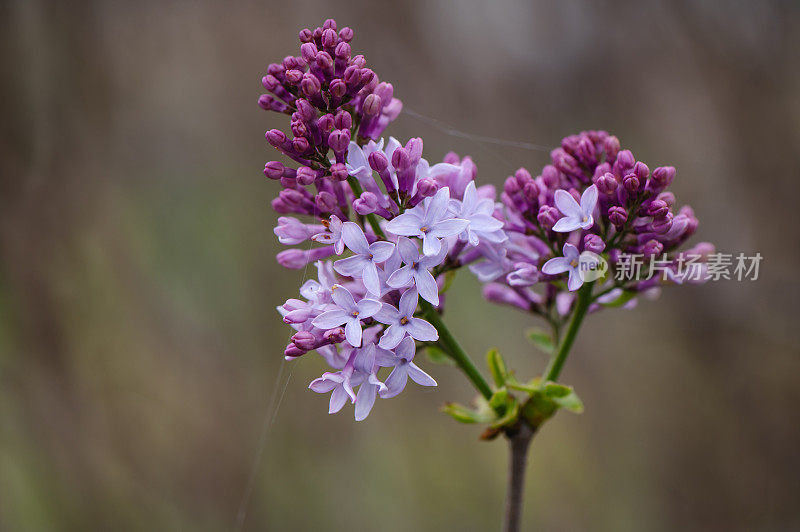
[488,387,509,411]
[424,344,454,366]
[599,289,637,308]
[526,328,555,354]
[486,348,508,387]
[542,382,584,413]
[489,399,520,430]
[441,399,496,424]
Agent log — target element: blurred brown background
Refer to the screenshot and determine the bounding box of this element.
[1,0,799,530]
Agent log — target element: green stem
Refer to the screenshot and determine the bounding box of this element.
[542,283,593,382]
[419,300,493,399]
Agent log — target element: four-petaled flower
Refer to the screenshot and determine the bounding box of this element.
[308,354,362,414]
[311,215,346,255]
[333,222,396,295]
[385,187,469,256]
[386,237,447,305]
[374,287,438,349]
[453,181,506,246]
[541,243,602,291]
[312,284,382,347]
[552,185,598,233]
[352,343,388,421]
[376,337,437,398]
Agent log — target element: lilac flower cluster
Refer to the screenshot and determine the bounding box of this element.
[265,20,507,420]
[467,130,715,317]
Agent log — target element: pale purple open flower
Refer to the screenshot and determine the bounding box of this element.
[453,181,506,246]
[311,284,382,347]
[374,287,438,349]
[311,215,346,255]
[353,343,388,421]
[552,185,598,233]
[541,243,602,291]
[333,222,395,295]
[376,337,437,398]
[308,353,362,414]
[385,187,468,256]
[386,237,447,305]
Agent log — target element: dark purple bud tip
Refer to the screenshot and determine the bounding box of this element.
[329,79,347,99]
[317,113,335,132]
[604,135,620,160]
[651,166,676,187]
[623,173,640,193]
[266,129,286,146]
[647,199,670,219]
[301,73,322,97]
[391,147,411,170]
[608,206,628,228]
[323,19,337,31]
[295,99,316,121]
[292,136,310,154]
[300,42,318,63]
[338,27,354,43]
[291,331,317,351]
[322,28,338,48]
[537,205,559,230]
[335,42,351,60]
[634,161,650,180]
[315,191,337,213]
[417,178,439,198]
[651,212,673,234]
[261,75,279,91]
[541,165,560,188]
[263,161,285,180]
[615,150,635,172]
[299,28,313,43]
[328,129,350,153]
[285,69,304,85]
[334,110,352,130]
[641,239,664,258]
[595,172,618,194]
[257,94,272,110]
[316,51,334,71]
[362,93,382,116]
[330,163,349,182]
[584,234,606,254]
[296,166,317,186]
[368,151,388,172]
[285,343,306,358]
[523,182,540,202]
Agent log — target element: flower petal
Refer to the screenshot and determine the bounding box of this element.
[369,241,396,263]
[374,303,400,325]
[387,265,414,288]
[361,263,381,295]
[356,298,382,318]
[398,286,419,317]
[328,386,349,414]
[407,362,437,387]
[552,216,582,233]
[380,366,408,399]
[414,269,439,305]
[406,317,438,342]
[341,221,370,255]
[385,212,422,237]
[541,257,572,276]
[344,318,363,347]
[309,377,338,393]
[354,381,378,421]
[554,189,582,218]
[422,233,441,256]
[430,218,469,238]
[311,309,349,329]
[395,336,416,361]
[333,255,368,277]
[580,184,598,215]
[567,269,584,291]
[378,323,405,349]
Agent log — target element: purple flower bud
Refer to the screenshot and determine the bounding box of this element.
[584,234,606,253]
[537,205,560,230]
[317,113,334,132]
[368,151,388,172]
[657,191,675,207]
[483,283,530,311]
[416,178,439,198]
[295,99,316,122]
[354,192,378,215]
[443,152,460,164]
[330,163,349,182]
[651,166,676,187]
[261,74,279,91]
[323,19,337,31]
[291,331,317,351]
[263,161,285,180]
[284,343,305,359]
[641,239,663,258]
[315,191,337,213]
[300,42,318,63]
[343,65,361,85]
[615,149,635,174]
[301,73,321,97]
[285,69,303,85]
[608,206,628,228]
[333,110,352,130]
[335,41,351,61]
[322,28,338,49]
[292,136,310,154]
[647,199,670,219]
[338,27,353,43]
[329,79,347,99]
[650,212,673,234]
[299,28,313,43]
[362,93,382,116]
[515,167,534,187]
[623,173,640,193]
[327,129,350,154]
[266,129,286,147]
[595,172,618,194]
[523,182,540,203]
[391,147,411,170]
[541,165,560,188]
[315,51,334,74]
[634,161,650,181]
[576,136,597,166]
[296,166,317,186]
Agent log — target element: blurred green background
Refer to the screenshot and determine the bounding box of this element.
[1,1,799,530]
